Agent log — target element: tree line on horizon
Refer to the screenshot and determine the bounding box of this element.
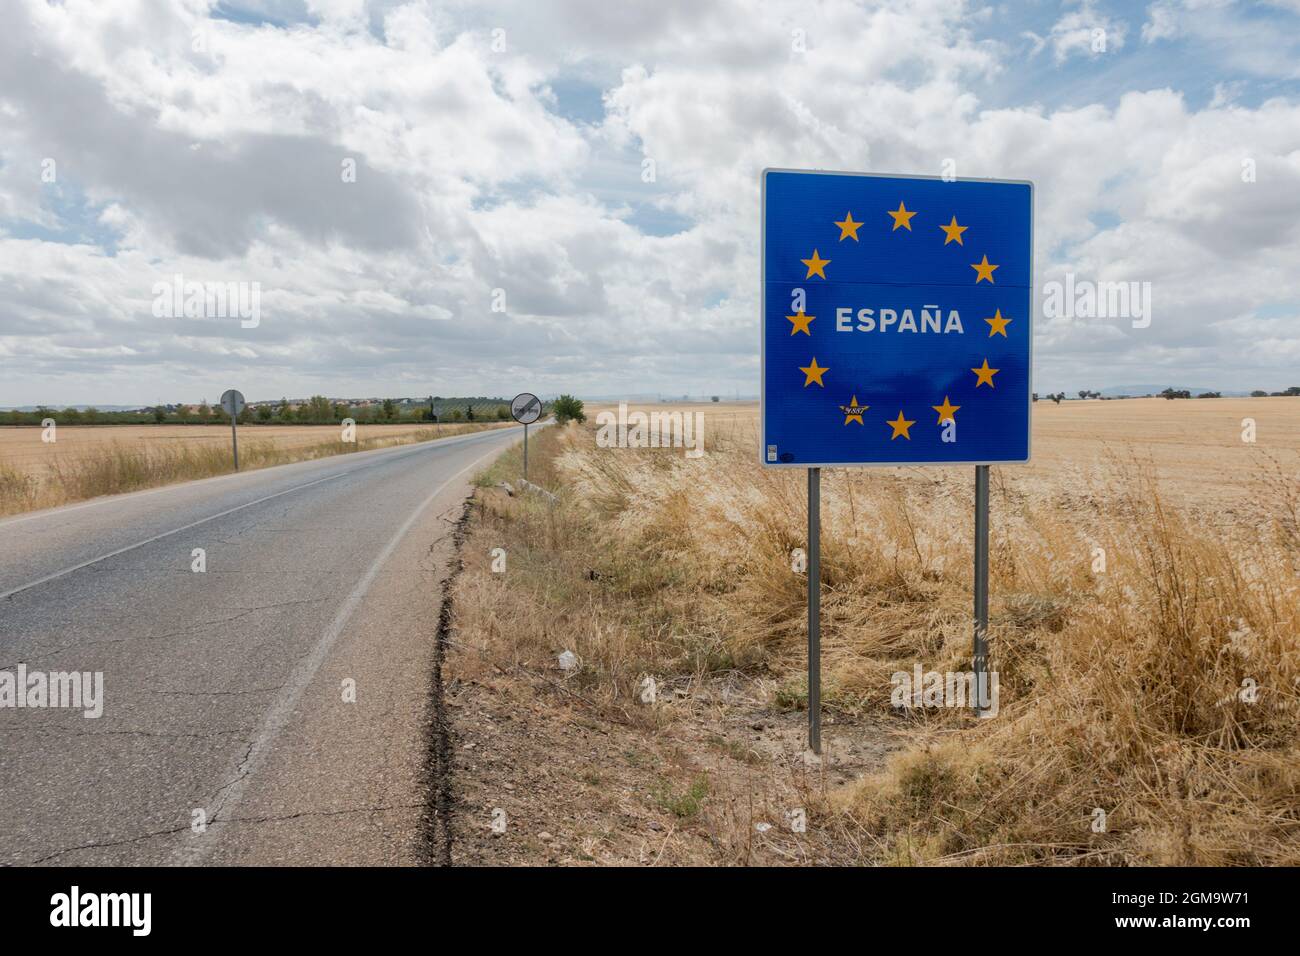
[1031,386,1300,403]
[0,395,532,427]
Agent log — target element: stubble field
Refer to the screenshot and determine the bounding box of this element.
[0,421,511,516]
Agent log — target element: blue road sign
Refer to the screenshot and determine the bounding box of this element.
[761,169,1033,467]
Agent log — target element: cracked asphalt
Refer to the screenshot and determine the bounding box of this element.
[0,425,525,865]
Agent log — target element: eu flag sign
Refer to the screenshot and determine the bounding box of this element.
[761,169,1033,467]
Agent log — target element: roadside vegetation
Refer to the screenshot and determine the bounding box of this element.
[550,394,586,424]
[454,407,1300,865]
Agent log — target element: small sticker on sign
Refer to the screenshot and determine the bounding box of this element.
[767,445,778,462]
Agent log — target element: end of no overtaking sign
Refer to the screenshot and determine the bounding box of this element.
[510,392,542,425]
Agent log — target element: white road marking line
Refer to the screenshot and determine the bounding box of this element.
[0,427,521,602]
[173,442,506,865]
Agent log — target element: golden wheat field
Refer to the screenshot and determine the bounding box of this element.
[588,397,1300,510]
[0,423,445,471]
[0,421,510,516]
[457,396,1300,865]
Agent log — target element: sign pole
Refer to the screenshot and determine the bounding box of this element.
[807,466,821,754]
[220,389,245,472]
[973,465,989,710]
[510,393,541,480]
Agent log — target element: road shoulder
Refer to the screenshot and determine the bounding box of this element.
[443,462,897,865]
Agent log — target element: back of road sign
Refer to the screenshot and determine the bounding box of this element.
[220,389,246,417]
[761,169,1033,467]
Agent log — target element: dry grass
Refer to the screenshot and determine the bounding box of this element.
[0,421,511,516]
[457,399,1300,865]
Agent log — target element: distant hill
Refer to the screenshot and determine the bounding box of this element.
[1093,385,1250,398]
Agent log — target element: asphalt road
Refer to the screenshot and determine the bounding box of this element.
[0,425,527,865]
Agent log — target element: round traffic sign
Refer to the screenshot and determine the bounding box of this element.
[510,392,542,425]
[220,389,246,416]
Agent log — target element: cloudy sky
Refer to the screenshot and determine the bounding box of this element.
[1,0,1299,406]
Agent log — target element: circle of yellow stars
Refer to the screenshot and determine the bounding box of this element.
[794,197,1014,441]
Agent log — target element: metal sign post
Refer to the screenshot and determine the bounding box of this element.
[807,467,822,754]
[760,168,1033,740]
[510,392,542,482]
[220,389,246,471]
[973,465,990,710]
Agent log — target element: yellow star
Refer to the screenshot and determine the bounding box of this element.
[786,311,815,336]
[932,396,960,423]
[800,357,829,387]
[840,395,867,425]
[887,201,917,231]
[834,212,863,241]
[984,308,1011,337]
[801,249,830,279]
[887,410,915,440]
[939,215,968,245]
[971,254,999,284]
[971,359,999,388]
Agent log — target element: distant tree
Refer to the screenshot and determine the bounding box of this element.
[1160,388,1191,400]
[1285,386,1300,396]
[1251,390,1268,398]
[381,398,396,421]
[197,401,211,422]
[466,403,474,421]
[257,404,273,421]
[300,395,332,423]
[1197,391,1221,399]
[153,406,168,423]
[496,405,510,420]
[711,396,720,402]
[445,407,464,422]
[552,394,585,424]
[1049,393,1063,404]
